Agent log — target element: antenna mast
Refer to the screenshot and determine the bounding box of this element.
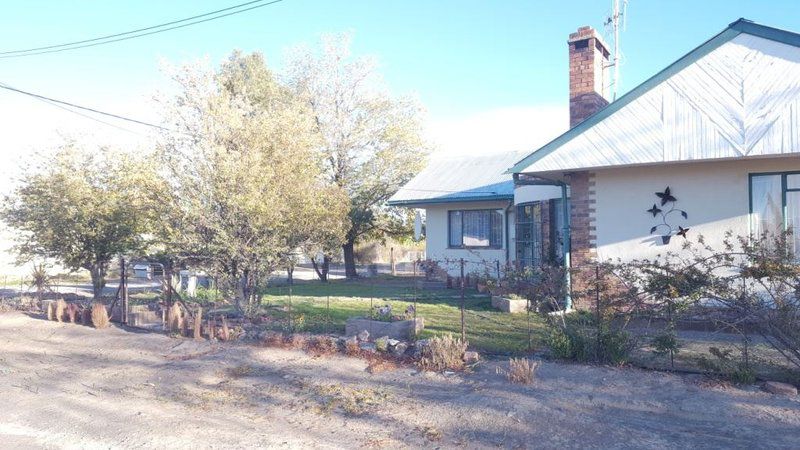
[605,0,627,100]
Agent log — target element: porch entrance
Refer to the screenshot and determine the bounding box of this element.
[515,199,568,268]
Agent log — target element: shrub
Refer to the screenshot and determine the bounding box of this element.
[502,358,539,384]
[91,303,110,329]
[546,326,591,362]
[700,346,757,384]
[81,307,92,325]
[417,334,468,372]
[54,299,67,323]
[285,333,309,350]
[546,324,630,365]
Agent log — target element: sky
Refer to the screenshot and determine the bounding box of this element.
[1,0,800,171]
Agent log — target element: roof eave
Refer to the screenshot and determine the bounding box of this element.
[388,194,514,208]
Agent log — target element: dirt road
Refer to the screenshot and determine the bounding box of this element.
[1,311,798,449]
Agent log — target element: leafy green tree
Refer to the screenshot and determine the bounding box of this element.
[159,52,349,314]
[2,142,158,298]
[286,34,428,278]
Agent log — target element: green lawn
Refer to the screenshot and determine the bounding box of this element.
[261,278,545,355]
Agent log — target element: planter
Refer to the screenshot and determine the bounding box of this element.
[491,296,528,314]
[345,317,425,340]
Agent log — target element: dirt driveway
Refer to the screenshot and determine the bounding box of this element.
[1,311,798,449]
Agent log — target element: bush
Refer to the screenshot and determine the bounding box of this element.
[546,323,631,365]
[417,334,468,372]
[91,303,110,329]
[81,307,92,325]
[503,358,539,384]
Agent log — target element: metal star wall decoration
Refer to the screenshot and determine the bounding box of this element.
[647,186,689,245]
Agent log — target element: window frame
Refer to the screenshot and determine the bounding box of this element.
[447,208,504,249]
[748,170,800,234]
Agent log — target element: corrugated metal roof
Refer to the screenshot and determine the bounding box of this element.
[511,19,800,175]
[388,151,525,206]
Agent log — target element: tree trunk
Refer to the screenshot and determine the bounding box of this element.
[343,240,358,279]
[311,255,330,282]
[287,263,294,286]
[88,265,106,300]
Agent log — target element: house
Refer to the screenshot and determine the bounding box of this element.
[388,151,525,275]
[393,19,800,307]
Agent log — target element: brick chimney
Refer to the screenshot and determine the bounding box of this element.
[568,26,611,128]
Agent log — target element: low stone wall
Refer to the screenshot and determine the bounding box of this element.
[491,296,528,314]
[345,317,424,340]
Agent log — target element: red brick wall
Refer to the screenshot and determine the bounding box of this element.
[568,26,610,128]
[567,171,597,309]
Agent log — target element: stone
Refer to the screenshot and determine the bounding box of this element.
[357,329,370,342]
[463,351,480,364]
[375,336,389,352]
[491,296,528,314]
[391,342,408,356]
[359,342,377,353]
[412,339,431,357]
[387,338,400,348]
[345,317,425,341]
[764,381,797,396]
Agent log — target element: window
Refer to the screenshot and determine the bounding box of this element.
[516,199,568,268]
[750,172,800,255]
[448,209,503,248]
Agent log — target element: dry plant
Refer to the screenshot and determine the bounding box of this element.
[225,364,255,379]
[65,303,79,323]
[46,302,56,321]
[285,333,309,350]
[497,358,539,384]
[307,336,338,356]
[344,338,361,356]
[261,331,285,347]
[54,299,67,323]
[417,334,468,372]
[365,355,399,374]
[91,303,110,329]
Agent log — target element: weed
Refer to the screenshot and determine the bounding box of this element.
[498,358,539,384]
[314,383,391,416]
[344,338,361,356]
[65,303,79,323]
[418,334,468,372]
[700,346,757,384]
[46,302,56,321]
[420,425,443,442]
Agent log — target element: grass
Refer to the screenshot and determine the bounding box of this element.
[261,278,545,355]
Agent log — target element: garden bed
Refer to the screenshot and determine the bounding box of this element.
[345,317,424,340]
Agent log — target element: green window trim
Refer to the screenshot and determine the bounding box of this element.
[748,170,800,236]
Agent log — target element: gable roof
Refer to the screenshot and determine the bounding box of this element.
[510,19,800,175]
[388,151,525,207]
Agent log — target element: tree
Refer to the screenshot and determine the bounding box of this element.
[158,52,349,315]
[2,142,158,298]
[286,34,428,278]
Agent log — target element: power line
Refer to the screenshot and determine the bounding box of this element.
[0,0,285,59]
[0,82,169,132]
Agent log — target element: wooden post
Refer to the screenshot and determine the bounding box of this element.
[460,258,466,342]
[193,307,203,340]
[120,257,129,325]
[390,247,396,276]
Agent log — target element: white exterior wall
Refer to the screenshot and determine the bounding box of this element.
[424,200,514,276]
[594,156,800,262]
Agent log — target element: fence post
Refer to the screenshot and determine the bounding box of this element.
[413,259,418,319]
[288,281,293,333]
[460,258,466,342]
[496,259,501,288]
[390,247,396,276]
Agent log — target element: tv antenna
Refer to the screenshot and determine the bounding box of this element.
[604,0,628,101]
